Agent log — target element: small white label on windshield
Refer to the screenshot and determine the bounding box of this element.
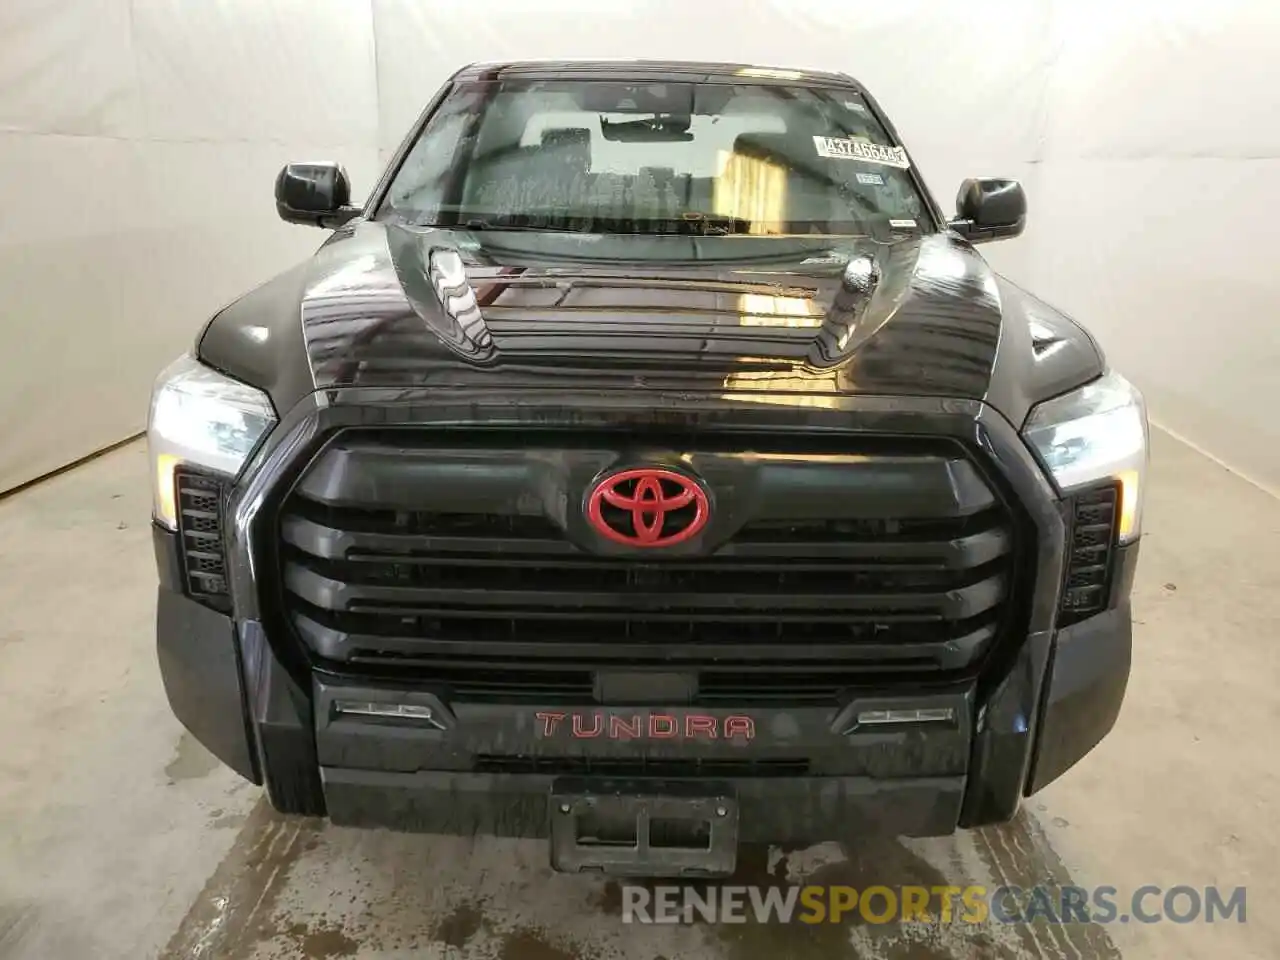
[813,136,910,168]
[856,172,884,185]
[843,101,869,114]
[889,219,918,230]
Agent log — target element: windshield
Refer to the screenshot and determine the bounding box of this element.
[378,78,932,238]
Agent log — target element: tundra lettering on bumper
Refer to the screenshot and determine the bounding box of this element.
[536,712,757,741]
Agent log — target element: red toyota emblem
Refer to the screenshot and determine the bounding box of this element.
[585,467,710,547]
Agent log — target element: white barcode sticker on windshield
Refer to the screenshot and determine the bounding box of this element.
[889,219,918,230]
[813,136,910,168]
[856,172,884,186]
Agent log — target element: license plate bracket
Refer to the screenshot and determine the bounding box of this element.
[549,777,738,878]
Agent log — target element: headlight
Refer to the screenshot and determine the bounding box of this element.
[147,355,276,530]
[1023,370,1148,543]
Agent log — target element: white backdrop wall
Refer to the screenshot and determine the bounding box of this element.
[2,0,1277,494]
[0,0,383,492]
[1029,2,1280,493]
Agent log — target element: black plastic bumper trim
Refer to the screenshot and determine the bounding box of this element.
[1026,581,1134,792]
[320,767,965,842]
[154,574,259,783]
[152,522,186,594]
[239,618,327,815]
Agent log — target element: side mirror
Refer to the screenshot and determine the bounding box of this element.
[274,162,360,228]
[949,178,1026,243]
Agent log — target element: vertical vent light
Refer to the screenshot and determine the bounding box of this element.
[1059,483,1119,625]
[174,468,231,612]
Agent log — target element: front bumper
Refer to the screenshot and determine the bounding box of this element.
[154,390,1135,843]
[319,769,964,842]
[155,523,1134,840]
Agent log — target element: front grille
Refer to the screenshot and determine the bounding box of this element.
[175,468,230,612]
[277,431,1020,702]
[1059,483,1120,625]
[473,756,809,778]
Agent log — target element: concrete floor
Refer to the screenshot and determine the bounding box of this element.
[0,429,1276,960]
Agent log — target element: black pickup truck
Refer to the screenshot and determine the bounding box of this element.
[148,60,1146,877]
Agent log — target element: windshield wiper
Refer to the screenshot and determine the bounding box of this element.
[670,212,752,236]
[405,217,590,234]
[459,218,589,234]
[414,214,757,237]
[460,216,752,237]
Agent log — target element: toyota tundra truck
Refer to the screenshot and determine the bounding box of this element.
[148,60,1146,877]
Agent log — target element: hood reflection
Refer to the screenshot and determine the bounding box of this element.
[298,222,1006,400]
[737,293,823,328]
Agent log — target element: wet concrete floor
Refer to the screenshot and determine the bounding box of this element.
[157,801,1117,960]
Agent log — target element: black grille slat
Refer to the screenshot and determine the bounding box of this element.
[296,608,996,671]
[282,512,1011,568]
[286,501,565,539]
[326,656,947,702]
[331,607,949,626]
[176,469,230,612]
[284,563,1007,619]
[348,555,953,573]
[294,436,998,518]
[285,549,1006,604]
[279,432,1020,700]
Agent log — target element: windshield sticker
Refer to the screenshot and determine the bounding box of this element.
[856,172,884,186]
[813,136,910,168]
[843,101,869,114]
[802,254,846,265]
[889,219,918,230]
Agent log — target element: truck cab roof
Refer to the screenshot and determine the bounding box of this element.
[451,59,863,89]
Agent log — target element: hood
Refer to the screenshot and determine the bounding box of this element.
[296,221,1003,397]
[198,220,1102,423]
